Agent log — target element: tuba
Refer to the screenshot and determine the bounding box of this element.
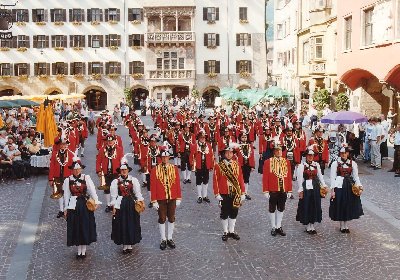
[50,179,63,199]
[97,171,109,191]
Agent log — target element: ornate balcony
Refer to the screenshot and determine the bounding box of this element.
[146,31,195,46]
[309,63,326,74]
[148,69,195,79]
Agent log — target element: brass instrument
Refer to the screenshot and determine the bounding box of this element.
[97,172,109,191]
[50,179,63,199]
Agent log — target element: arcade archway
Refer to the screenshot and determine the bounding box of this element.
[202,87,220,107]
[0,86,22,97]
[131,86,149,110]
[83,86,107,110]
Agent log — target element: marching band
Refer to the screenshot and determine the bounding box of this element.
[50,103,364,258]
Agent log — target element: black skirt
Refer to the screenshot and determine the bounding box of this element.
[296,179,322,225]
[111,197,142,245]
[67,197,97,246]
[329,177,364,221]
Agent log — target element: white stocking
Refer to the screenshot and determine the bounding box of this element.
[167,221,175,240]
[202,184,208,198]
[221,219,228,233]
[123,245,128,250]
[80,147,85,156]
[197,185,202,198]
[187,171,191,180]
[339,221,344,230]
[81,245,87,255]
[307,223,312,231]
[77,245,82,255]
[159,223,166,241]
[228,218,237,233]
[343,221,348,229]
[142,173,147,183]
[269,211,276,228]
[310,223,315,230]
[105,193,111,206]
[127,245,132,249]
[276,211,284,228]
[58,197,64,212]
[245,183,249,193]
[174,158,178,165]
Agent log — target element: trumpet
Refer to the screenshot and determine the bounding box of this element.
[97,171,109,191]
[50,179,63,199]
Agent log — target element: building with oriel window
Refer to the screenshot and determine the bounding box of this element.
[0,0,267,110]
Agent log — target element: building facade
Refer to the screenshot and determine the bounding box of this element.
[337,0,400,120]
[271,0,298,98]
[297,0,338,111]
[0,0,267,110]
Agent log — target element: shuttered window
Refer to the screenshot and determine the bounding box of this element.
[14,63,30,76]
[50,9,66,22]
[0,63,12,76]
[236,60,252,73]
[128,8,143,21]
[129,61,144,74]
[70,9,85,22]
[129,34,144,47]
[52,62,68,75]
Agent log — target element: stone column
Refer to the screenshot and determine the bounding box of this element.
[175,11,179,31]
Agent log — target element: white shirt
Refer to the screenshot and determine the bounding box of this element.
[369,124,378,141]
[63,174,101,211]
[110,175,144,209]
[380,120,389,142]
[296,161,326,192]
[394,131,400,146]
[330,159,362,189]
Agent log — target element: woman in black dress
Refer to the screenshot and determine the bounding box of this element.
[110,158,144,253]
[329,145,364,233]
[296,148,327,234]
[63,158,101,258]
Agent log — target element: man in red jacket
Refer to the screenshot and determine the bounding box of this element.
[263,141,292,237]
[190,131,214,203]
[48,137,74,218]
[150,149,182,250]
[96,135,124,213]
[235,133,255,200]
[213,144,246,242]
[77,117,89,157]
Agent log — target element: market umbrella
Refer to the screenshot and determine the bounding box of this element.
[9,99,40,107]
[266,86,292,98]
[0,100,21,108]
[35,103,46,133]
[320,111,368,124]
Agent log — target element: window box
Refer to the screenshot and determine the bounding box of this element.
[17,47,27,52]
[108,73,120,78]
[132,46,142,50]
[109,46,119,50]
[54,21,64,26]
[73,74,84,79]
[38,74,48,79]
[131,20,141,24]
[108,20,118,25]
[91,21,100,25]
[239,71,251,78]
[36,22,46,26]
[207,72,218,78]
[239,19,249,24]
[207,45,217,49]
[91,73,102,80]
[16,22,26,26]
[1,75,11,79]
[131,73,143,79]
[207,20,216,24]
[18,74,28,80]
[0,47,10,51]
[56,74,65,79]
[72,21,82,26]
[73,47,83,51]
[54,47,64,51]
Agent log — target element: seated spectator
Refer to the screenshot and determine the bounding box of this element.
[18,142,31,178]
[27,138,41,155]
[4,143,29,180]
[0,131,6,148]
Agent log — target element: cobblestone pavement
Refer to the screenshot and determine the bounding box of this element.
[0,177,35,280]
[4,114,400,280]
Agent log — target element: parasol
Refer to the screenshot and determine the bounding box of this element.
[0,100,21,108]
[9,99,40,107]
[320,111,368,124]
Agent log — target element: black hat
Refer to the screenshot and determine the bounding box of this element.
[68,157,86,170]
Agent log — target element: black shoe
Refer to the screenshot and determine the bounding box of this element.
[305,230,312,234]
[276,227,286,236]
[373,167,381,170]
[183,179,187,184]
[105,206,112,213]
[126,248,133,253]
[167,239,176,249]
[187,179,192,184]
[202,197,210,203]
[222,232,228,241]
[363,160,369,163]
[311,230,317,235]
[76,254,81,259]
[81,254,87,259]
[340,228,347,233]
[245,194,252,200]
[122,249,128,255]
[141,182,147,188]
[160,240,167,250]
[388,169,395,172]
[290,194,294,199]
[81,154,84,158]
[271,228,277,236]
[148,202,153,208]
[395,174,400,177]
[228,232,240,240]
[57,211,64,218]
[197,197,203,204]
[345,229,350,233]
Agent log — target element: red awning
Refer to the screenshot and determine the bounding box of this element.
[340,69,375,91]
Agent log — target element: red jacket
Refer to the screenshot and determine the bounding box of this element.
[150,164,181,201]
[280,136,301,164]
[96,145,123,174]
[178,132,196,153]
[236,123,256,142]
[77,122,88,139]
[213,160,245,195]
[235,144,255,168]
[190,142,214,170]
[218,135,236,153]
[144,145,162,172]
[48,149,74,181]
[205,122,219,143]
[259,134,274,154]
[262,157,292,193]
[308,137,329,163]
[295,129,307,152]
